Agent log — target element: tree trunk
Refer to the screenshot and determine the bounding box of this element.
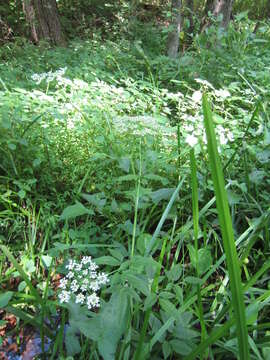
[167,0,182,58]
[201,0,234,31]
[212,0,234,28]
[22,0,65,45]
[186,0,194,35]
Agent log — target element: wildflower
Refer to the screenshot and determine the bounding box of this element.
[67,260,75,270]
[89,281,100,292]
[59,278,68,289]
[59,290,70,303]
[67,271,74,279]
[87,293,100,309]
[97,273,109,285]
[57,256,109,310]
[89,271,97,279]
[75,293,85,304]
[186,134,198,147]
[70,280,79,292]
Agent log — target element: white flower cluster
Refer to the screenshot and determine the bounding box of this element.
[58,256,109,310]
[31,67,67,84]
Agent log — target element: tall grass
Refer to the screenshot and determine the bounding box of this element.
[201,94,250,359]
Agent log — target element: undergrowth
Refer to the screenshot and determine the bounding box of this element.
[0,18,270,359]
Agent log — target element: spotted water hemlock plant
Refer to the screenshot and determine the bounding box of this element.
[58,256,109,309]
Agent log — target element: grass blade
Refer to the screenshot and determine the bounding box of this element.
[145,176,185,256]
[202,94,249,359]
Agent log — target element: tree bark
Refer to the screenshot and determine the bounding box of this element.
[22,0,65,45]
[201,0,234,31]
[211,0,234,28]
[186,0,194,35]
[167,0,182,58]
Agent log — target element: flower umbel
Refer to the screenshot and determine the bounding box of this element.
[58,257,109,310]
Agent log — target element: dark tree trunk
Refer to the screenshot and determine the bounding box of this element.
[167,0,182,58]
[23,0,65,45]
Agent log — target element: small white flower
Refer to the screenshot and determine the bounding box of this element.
[71,280,79,292]
[89,281,100,292]
[75,263,82,271]
[87,293,100,309]
[59,278,68,289]
[82,256,92,265]
[89,262,98,271]
[186,134,198,147]
[97,273,109,285]
[89,271,97,279]
[75,293,85,304]
[59,290,70,303]
[67,271,74,279]
[82,269,88,276]
[66,260,75,271]
[192,90,202,103]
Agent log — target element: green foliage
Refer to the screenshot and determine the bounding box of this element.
[0,14,270,360]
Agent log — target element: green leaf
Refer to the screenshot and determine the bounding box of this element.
[18,281,27,292]
[122,273,150,296]
[97,290,129,360]
[137,233,152,255]
[185,276,202,285]
[197,248,212,275]
[18,189,26,199]
[165,266,182,282]
[95,256,120,266]
[162,341,172,359]
[150,188,176,204]
[0,245,42,304]
[41,255,53,269]
[144,293,157,311]
[0,291,13,307]
[81,193,106,208]
[170,339,192,355]
[65,326,81,356]
[118,157,130,173]
[60,201,94,220]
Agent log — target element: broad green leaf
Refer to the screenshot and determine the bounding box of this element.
[60,202,94,220]
[65,326,81,356]
[165,265,182,282]
[0,291,13,307]
[41,255,53,269]
[150,188,176,204]
[95,256,120,266]
[81,193,106,208]
[170,339,192,355]
[143,293,157,311]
